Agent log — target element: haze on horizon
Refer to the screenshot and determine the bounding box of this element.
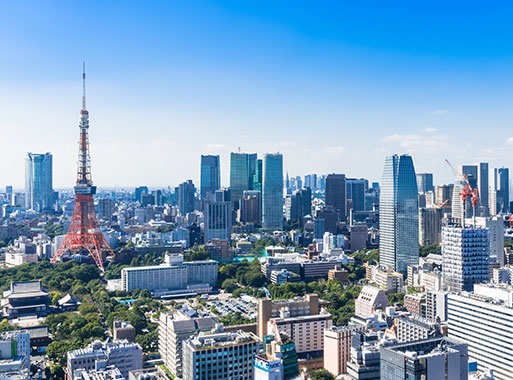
[1,1,513,190]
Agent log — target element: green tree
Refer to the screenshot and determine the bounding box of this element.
[221,279,238,293]
[309,369,335,380]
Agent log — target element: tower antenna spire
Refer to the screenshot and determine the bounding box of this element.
[82,61,86,110]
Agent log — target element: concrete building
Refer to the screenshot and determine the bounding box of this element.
[379,154,419,274]
[447,283,513,380]
[323,325,365,376]
[159,306,218,378]
[366,265,403,294]
[419,207,443,245]
[182,327,260,380]
[442,220,489,292]
[121,253,217,293]
[257,294,321,338]
[349,223,368,252]
[328,266,349,283]
[395,315,439,343]
[426,290,448,323]
[262,153,284,231]
[204,200,232,242]
[380,337,468,380]
[403,293,426,318]
[466,216,504,266]
[0,331,30,376]
[271,309,332,355]
[347,330,395,380]
[113,321,136,343]
[239,190,261,225]
[66,340,143,379]
[354,286,390,319]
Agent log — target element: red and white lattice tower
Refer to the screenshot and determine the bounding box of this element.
[51,64,114,270]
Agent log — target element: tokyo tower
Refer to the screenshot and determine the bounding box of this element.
[51,64,114,270]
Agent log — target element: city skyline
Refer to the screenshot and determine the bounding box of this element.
[2,2,513,188]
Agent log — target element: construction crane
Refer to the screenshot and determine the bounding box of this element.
[445,158,478,221]
[269,318,282,344]
[259,286,272,299]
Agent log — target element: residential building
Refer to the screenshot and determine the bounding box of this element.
[466,216,504,266]
[204,200,232,242]
[159,305,218,378]
[262,153,284,230]
[380,337,468,380]
[121,253,217,294]
[395,315,439,342]
[379,154,419,274]
[66,340,143,379]
[25,152,53,212]
[419,207,442,245]
[182,327,260,380]
[447,283,513,380]
[426,290,448,323]
[326,174,346,221]
[200,155,220,200]
[366,265,403,294]
[354,286,390,319]
[323,325,365,376]
[230,152,257,205]
[96,197,114,222]
[403,293,426,318]
[442,220,489,292]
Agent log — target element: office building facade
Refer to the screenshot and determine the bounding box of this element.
[262,153,283,230]
[416,173,434,193]
[204,200,232,242]
[230,152,257,204]
[379,154,419,274]
[25,152,53,212]
[326,174,347,221]
[200,155,220,200]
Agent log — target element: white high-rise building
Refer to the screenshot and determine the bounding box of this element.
[466,216,504,266]
[447,283,513,380]
[442,220,489,292]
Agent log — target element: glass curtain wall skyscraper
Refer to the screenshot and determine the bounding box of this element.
[229,152,257,206]
[379,154,419,274]
[25,152,53,212]
[262,153,283,230]
[494,167,509,214]
[200,155,220,200]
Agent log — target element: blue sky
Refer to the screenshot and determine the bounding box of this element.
[1,1,513,188]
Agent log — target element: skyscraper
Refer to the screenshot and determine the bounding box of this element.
[253,158,263,192]
[379,154,419,274]
[200,155,220,200]
[176,180,196,215]
[416,173,434,193]
[478,162,489,212]
[346,178,368,212]
[493,167,509,214]
[25,152,53,212]
[229,152,257,205]
[262,153,283,230]
[459,165,478,189]
[325,174,346,221]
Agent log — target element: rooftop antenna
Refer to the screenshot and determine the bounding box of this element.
[82,61,86,111]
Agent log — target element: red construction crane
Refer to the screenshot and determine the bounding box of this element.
[269,319,282,344]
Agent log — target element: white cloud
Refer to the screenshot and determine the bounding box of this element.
[204,143,230,150]
[324,146,346,155]
[423,127,438,133]
[506,137,513,145]
[381,133,449,152]
[433,109,448,115]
